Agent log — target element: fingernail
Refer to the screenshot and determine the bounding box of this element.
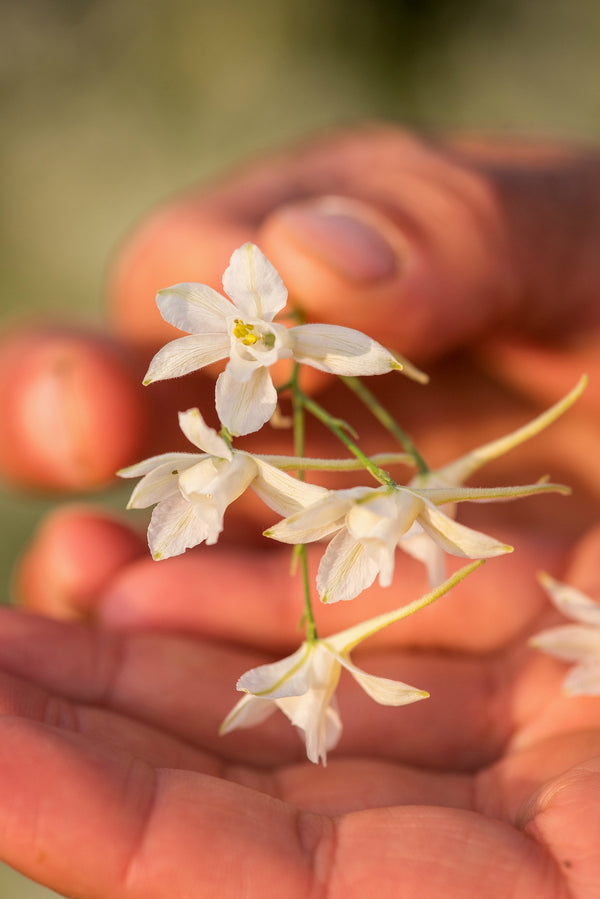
[276,198,398,282]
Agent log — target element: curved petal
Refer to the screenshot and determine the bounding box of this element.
[215,366,277,436]
[219,694,277,734]
[277,690,342,765]
[237,644,313,698]
[143,333,231,384]
[178,408,232,459]
[147,493,213,560]
[563,663,600,695]
[399,527,447,587]
[222,243,288,321]
[417,502,512,559]
[290,324,402,375]
[264,493,348,544]
[125,457,200,509]
[251,458,329,518]
[530,624,600,663]
[334,651,429,706]
[317,529,379,603]
[538,573,600,627]
[156,283,234,332]
[118,452,200,480]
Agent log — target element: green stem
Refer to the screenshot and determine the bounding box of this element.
[290,363,317,641]
[299,391,397,487]
[341,375,429,475]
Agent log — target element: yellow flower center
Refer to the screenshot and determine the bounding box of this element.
[233,319,258,346]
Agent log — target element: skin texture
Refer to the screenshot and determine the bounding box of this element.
[0,125,600,897]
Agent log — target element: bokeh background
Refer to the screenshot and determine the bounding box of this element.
[1,0,600,895]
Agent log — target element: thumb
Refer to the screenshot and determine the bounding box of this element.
[109,126,600,361]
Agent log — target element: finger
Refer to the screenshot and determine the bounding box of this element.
[14,505,147,620]
[0,327,148,491]
[110,127,600,361]
[0,718,575,899]
[0,604,580,771]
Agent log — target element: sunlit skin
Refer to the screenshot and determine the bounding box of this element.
[1,126,600,896]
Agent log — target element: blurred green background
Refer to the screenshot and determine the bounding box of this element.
[1,0,600,895]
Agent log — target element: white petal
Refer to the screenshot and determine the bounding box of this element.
[222,243,288,321]
[538,573,600,627]
[277,690,342,765]
[399,527,447,587]
[563,663,600,695]
[317,529,379,603]
[143,333,231,384]
[219,694,277,734]
[126,457,200,509]
[264,490,355,544]
[335,651,428,706]
[530,624,600,663]
[290,323,402,375]
[251,458,329,518]
[180,454,257,528]
[156,283,234,332]
[178,408,232,459]
[215,366,277,436]
[417,502,512,559]
[118,452,200,480]
[237,644,313,698]
[147,494,214,560]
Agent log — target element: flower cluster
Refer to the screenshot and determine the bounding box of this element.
[122,242,585,764]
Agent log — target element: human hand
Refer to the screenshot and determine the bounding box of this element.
[0,125,600,896]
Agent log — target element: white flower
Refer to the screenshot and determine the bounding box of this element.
[221,562,481,763]
[143,242,415,436]
[400,376,587,586]
[265,479,568,603]
[530,573,600,694]
[119,408,327,560]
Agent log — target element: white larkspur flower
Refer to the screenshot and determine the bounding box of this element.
[221,562,481,764]
[400,376,587,586]
[531,573,600,694]
[119,408,327,560]
[143,242,416,436]
[265,479,569,603]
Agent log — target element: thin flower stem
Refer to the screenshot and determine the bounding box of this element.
[341,375,429,475]
[257,451,413,471]
[291,363,318,641]
[299,391,397,488]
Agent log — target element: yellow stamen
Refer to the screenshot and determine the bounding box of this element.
[233,318,259,346]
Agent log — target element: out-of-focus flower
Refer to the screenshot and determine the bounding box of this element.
[221,562,481,763]
[143,242,420,436]
[265,480,567,603]
[531,572,600,694]
[119,407,326,560]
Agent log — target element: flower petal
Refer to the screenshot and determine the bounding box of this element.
[290,323,402,375]
[530,624,600,663]
[334,651,429,706]
[237,644,313,698]
[125,457,200,509]
[215,366,277,436]
[264,490,356,544]
[147,493,214,560]
[222,243,288,321]
[277,690,342,765]
[538,572,600,627]
[317,529,379,603]
[143,333,231,384]
[219,694,277,734]
[156,283,234,332]
[417,502,512,559]
[118,452,200,480]
[563,663,600,695]
[251,458,329,518]
[399,526,447,587]
[178,408,232,459]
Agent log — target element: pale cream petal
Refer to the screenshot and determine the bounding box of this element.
[219,694,277,734]
[222,243,288,321]
[215,366,277,436]
[178,408,232,459]
[277,690,342,765]
[290,324,402,375]
[530,624,600,662]
[317,529,379,603]
[334,652,429,706]
[147,494,214,560]
[143,333,231,384]
[417,502,512,559]
[237,644,313,698]
[399,526,447,587]
[563,663,600,695]
[118,452,200,480]
[125,457,200,509]
[538,572,600,627]
[156,283,233,333]
[264,493,350,544]
[251,458,329,518]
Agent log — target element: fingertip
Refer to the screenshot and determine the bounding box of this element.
[0,328,149,491]
[14,505,147,620]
